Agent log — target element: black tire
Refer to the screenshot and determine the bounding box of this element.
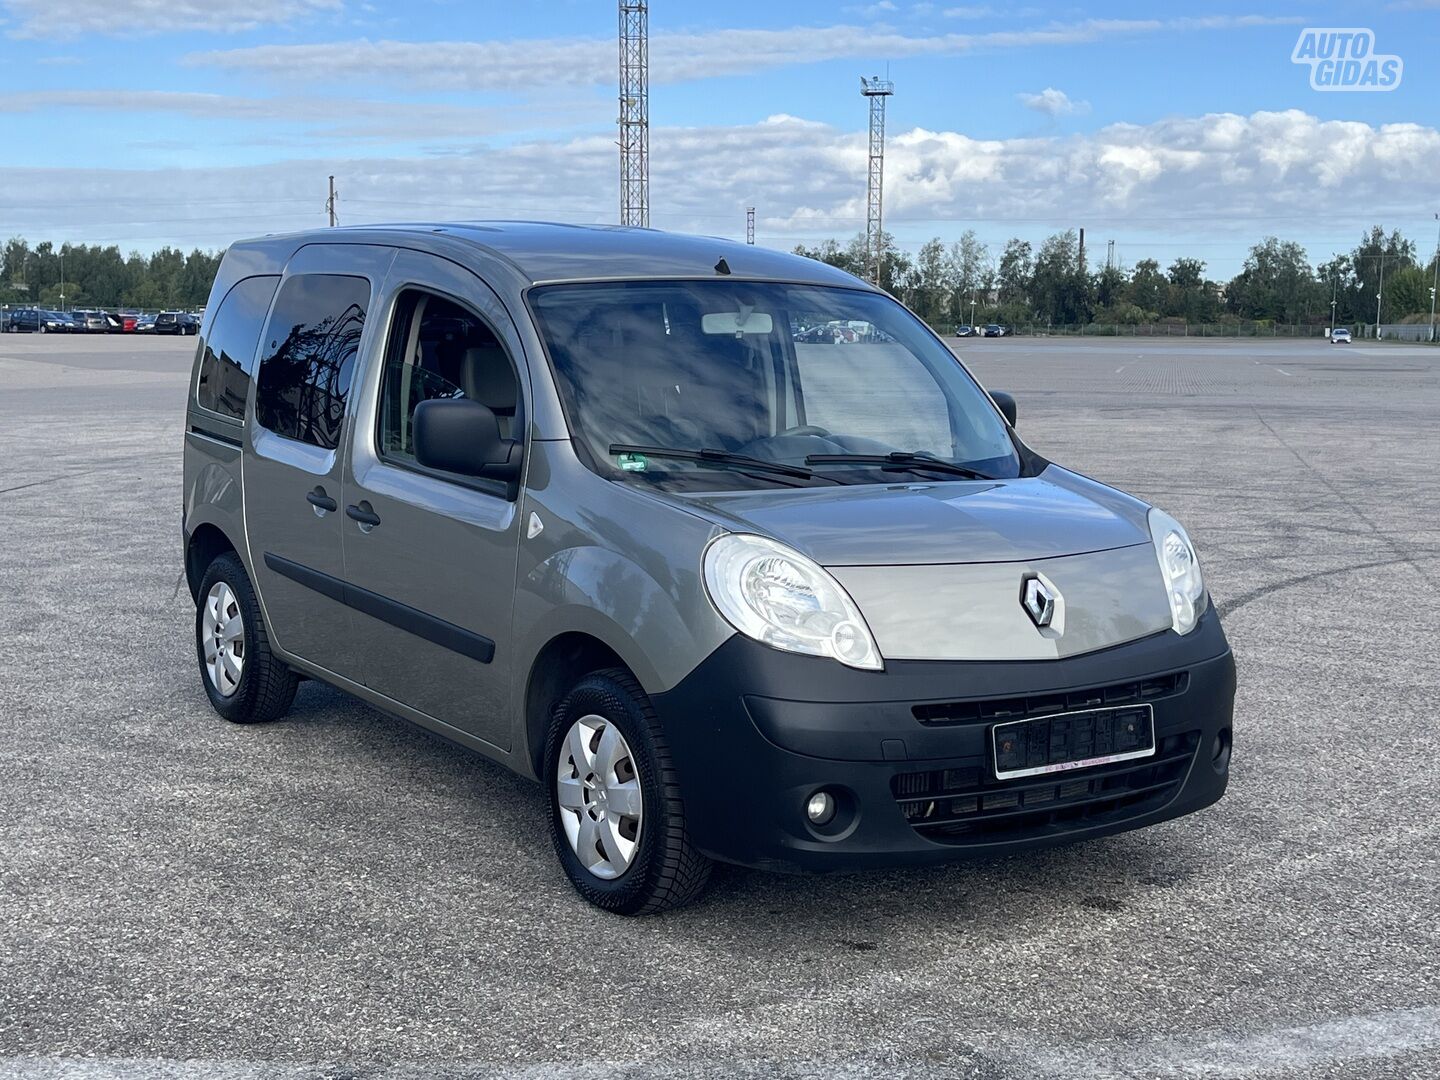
[195,552,298,724]
[544,668,712,915]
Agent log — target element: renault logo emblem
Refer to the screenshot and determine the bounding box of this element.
[1021,575,1058,629]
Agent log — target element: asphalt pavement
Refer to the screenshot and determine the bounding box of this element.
[1,332,1437,1079]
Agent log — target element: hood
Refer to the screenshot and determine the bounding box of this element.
[678,465,1151,567]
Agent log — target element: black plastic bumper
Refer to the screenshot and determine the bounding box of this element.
[653,611,1235,873]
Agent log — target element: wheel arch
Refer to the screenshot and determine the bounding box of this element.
[185,522,239,602]
[523,630,633,779]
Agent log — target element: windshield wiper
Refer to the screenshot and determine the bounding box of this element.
[803,451,993,480]
[608,443,821,482]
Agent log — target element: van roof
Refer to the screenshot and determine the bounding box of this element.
[229,221,873,290]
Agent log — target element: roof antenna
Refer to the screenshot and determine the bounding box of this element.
[714,257,731,275]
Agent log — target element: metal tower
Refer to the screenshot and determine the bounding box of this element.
[860,76,894,285]
[746,207,755,245]
[618,2,650,228]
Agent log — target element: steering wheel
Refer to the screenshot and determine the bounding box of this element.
[777,425,832,438]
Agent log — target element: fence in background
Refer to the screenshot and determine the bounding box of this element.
[943,322,1438,341]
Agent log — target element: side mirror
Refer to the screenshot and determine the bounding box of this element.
[990,390,1017,427]
[414,398,519,480]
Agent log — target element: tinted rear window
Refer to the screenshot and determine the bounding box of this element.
[195,275,280,420]
[254,274,369,450]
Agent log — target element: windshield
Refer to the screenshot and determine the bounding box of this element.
[529,280,1020,491]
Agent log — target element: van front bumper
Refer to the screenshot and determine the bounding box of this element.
[652,611,1234,873]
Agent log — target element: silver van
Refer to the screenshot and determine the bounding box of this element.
[182,224,1234,914]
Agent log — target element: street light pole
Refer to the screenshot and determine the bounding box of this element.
[1374,253,1384,341]
[59,250,65,313]
[1430,212,1439,343]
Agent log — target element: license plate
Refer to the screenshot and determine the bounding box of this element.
[992,705,1156,781]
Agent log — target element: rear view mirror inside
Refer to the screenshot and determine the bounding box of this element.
[702,310,773,335]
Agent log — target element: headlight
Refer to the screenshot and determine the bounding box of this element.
[703,533,883,671]
[1148,508,1207,634]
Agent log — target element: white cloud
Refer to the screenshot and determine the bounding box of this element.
[845,1,898,15]
[186,15,1306,90]
[4,109,1434,272]
[2,0,340,38]
[1017,87,1091,116]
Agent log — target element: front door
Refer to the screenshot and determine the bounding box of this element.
[338,251,526,749]
[242,244,393,674]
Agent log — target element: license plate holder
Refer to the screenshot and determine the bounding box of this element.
[992,704,1156,781]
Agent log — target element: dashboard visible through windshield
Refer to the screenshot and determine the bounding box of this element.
[528,280,1021,491]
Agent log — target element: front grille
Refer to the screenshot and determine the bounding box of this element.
[891,730,1200,845]
[912,672,1188,726]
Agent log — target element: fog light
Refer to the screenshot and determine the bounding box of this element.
[806,790,836,825]
[1211,728,1232,774]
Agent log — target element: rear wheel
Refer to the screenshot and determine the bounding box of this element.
[195,553,298,723]
[545,669,711,915]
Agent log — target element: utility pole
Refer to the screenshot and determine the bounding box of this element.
[746,207,755,245]
[860,76,894,286]
[1375,253,1385,340]
[1430,213,1439,343]
[1077,227,1085,276]
[326,176,338,227]
[1330,267,1338,332]
[59,249,65,312]
[1106,239,1115,271]
[618,2,650,228]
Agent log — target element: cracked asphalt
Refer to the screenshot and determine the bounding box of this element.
[1,333,1437,1079]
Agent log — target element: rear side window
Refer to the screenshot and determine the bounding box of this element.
[195,275,279,419]
[254,274,369,450]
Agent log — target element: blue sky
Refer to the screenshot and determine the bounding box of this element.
[1,0,1438,277]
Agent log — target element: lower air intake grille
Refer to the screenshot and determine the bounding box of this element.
[891,731,1200,845]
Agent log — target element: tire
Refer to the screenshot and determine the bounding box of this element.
[195,552,298,724]
[544,668,712,915]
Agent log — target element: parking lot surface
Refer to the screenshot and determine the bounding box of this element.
[1,334,1437,1079]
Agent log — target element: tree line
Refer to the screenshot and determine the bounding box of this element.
[1,238,222,311]
[794,225,1439,329]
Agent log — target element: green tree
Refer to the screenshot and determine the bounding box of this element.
[1165,258,1219,322]
[1225,237,1319,322]
[996,238,1032,311]
[1092,263,1127,311]
[1030,230,1091,325]
[1126,259,1167,315]
[1350,226,1417,325]
[905,237,954,323]
[1384,266,1430,318]
[945,230,990,325]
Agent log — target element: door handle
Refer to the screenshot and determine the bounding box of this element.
[306,487,337,514]
[346,501,381,529]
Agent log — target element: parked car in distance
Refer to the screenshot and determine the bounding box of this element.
[1330,327,1352,344]
[183,223,1234,915]
[104,311,139,333]
[954,325,973,337]
[135,313,157,333]
[982,323,1006,337]
[155,310,198,335]
[68,309,108,333]
[6,308,73,333]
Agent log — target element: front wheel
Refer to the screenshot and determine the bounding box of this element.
[545,669,712,915]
